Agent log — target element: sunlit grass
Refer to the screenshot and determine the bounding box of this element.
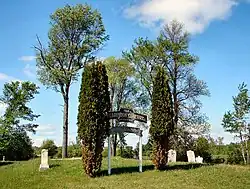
[1,157,250,189]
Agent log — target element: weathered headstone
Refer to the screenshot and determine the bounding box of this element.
[2,156,5,162]
[39,149,49,171]
[187,150,195,163]
[168,149,176,163]
[195,156,203,163]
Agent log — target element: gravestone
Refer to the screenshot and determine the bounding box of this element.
[187,150,195,163]
[39,149,49,171]
[2,156,5,162]
[168,149,176,163]
[195,156,203,163]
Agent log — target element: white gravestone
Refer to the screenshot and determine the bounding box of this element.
[168,149,176,163]
[39,149,49,171]
[195,156,203,163]
[187,150,196,163]
[2,156,5,162]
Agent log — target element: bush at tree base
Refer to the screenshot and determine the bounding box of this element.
[77,62,110,177]
[150,67,174,170]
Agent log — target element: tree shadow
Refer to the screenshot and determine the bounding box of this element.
[167,163,209,171]
[98,165,154,176]
[0,162,13,166]
[50,164,60,168]
[98,163,210,177]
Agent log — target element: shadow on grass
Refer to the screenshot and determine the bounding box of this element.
[50,164,60,168]
[98,165,154,176]
[167,163,209,171]
[0,162,13,166]
[98,163,210,177]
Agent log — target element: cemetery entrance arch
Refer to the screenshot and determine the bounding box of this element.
[107,108,147,175]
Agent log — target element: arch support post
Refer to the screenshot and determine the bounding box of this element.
[139,133,142,173]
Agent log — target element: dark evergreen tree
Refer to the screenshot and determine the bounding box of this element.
[77,61,110,177]
[150,67,174,170]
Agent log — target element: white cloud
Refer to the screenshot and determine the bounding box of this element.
[18,56,36,62]
[23,64,36,78]
[35,124,56,136]
[124,0,239,34]
[0,73,20,82]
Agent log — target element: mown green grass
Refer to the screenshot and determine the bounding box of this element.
[1,157,250,189]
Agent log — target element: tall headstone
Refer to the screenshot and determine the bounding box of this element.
[195,156,203,163]
[2,156,5,162]
[187,150,195,163]
[39,149,49,171]
[168,149,177,163]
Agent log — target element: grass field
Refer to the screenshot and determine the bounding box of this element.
[1,157,250,189]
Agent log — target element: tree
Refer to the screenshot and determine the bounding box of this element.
[104,56,150,156]
[222,83,250,164]
[194,137,212,163]
[40,139,58,157]
[124,20,210,138]
[0,81,39,160]
[77,62,110,177]
[35,4,109,158]
[150,67,174,170]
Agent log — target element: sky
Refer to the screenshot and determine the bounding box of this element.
[1,0,250,147]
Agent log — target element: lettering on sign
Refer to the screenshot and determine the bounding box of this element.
[108,108,147,123]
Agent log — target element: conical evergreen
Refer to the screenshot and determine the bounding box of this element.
[77,61,110,177]
[150,66,174,170]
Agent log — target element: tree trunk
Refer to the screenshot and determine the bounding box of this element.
[245,139,250,164]
[62,87,69,159]
[239,133,246,164]
[113,134,117,156]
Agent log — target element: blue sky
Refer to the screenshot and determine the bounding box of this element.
[0,0,250,147]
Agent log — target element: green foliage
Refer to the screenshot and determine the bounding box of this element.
[68,142,82,158]
[35,4,108,158]
[194,137,212,163]
[150,67,174,170]
[222,82,250,164]
[124,20,210,135]
[36,4,109,90]
[77,61,110,177]
[117,146,134,159]
[0,81,39,160]
[40,140,58,157]
[0,129,34,161]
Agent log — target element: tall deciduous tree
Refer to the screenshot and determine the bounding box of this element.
[77,62,110,177]
[104,56,150,156]
[150,67,174,170]
[0,81,39,159]
[222,83,250,164]
[124,20,210,137]
[35,4,108,158]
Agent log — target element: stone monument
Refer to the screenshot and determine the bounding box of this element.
[39,149,49,171]
[195,156,203,163]
[2,156,5,162]
[168,149,176,163]
[187,150,195,163]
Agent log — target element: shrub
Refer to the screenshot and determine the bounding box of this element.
[194,137,212,163]
[40,139,58,157]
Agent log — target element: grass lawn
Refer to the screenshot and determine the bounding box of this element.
[1,157,250,189]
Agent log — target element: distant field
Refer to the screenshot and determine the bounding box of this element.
[1,157,250,189]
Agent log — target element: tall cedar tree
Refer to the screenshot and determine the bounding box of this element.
[150,67,174,170]
[77,62,110,177]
